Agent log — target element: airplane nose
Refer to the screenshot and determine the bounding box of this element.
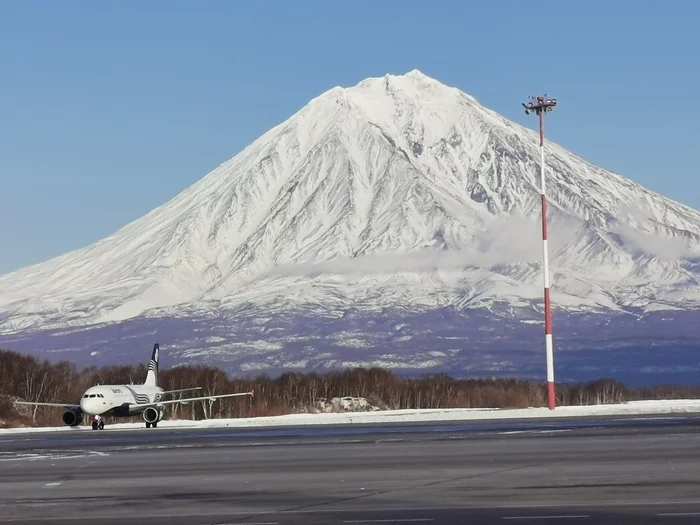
[81,398,97,414]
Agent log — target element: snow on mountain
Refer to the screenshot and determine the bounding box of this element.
[1,69,700,377]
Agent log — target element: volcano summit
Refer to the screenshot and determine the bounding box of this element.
[2,70,700,382]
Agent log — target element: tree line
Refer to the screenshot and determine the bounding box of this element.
[1,347,698,427]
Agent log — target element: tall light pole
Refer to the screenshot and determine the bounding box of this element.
[522,95,557,410]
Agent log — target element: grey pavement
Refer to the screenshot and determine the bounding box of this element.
[2,417,700,524]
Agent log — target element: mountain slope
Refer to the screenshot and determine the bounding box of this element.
[2,69,700,343]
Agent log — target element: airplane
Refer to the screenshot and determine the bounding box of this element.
[16,343,254,430]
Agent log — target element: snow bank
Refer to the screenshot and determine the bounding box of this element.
[314,396,377,413]
[2,399,700,434]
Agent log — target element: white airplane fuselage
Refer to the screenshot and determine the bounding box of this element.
[80,384,165,417]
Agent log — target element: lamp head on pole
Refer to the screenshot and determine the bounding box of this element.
[522,94,557,116]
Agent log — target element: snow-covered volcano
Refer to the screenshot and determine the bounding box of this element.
[2,70,700,380]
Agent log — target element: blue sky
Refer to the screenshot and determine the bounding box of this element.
[0,1,698,275]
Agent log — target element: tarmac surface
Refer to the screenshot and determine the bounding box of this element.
[3,414,700,524]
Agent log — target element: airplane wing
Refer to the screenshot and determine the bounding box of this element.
[160,387,202,395]
[132,390,254,409]
[15,401,81,409]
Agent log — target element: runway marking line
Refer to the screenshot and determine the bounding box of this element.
[657,513,700,517]
[343,518,434,523]
[217,522,278,525]
[503,516,589,521]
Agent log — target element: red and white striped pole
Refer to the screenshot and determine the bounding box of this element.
[539,110,555,410]
[523,95,557,410]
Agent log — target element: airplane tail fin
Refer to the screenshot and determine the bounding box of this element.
[144,343,159,387]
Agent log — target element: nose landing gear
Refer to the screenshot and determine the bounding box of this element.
[91,415,105,430]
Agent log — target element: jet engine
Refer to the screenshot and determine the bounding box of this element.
[142,406,164,425]
[62,408,83,427]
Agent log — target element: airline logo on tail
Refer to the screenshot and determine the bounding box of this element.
[150,344,159,372]
[145,343,159,386]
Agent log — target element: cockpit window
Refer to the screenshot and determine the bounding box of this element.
[89,394,96,398]
[83,394,89,398]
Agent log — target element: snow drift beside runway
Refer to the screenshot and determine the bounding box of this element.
[3,399,700,434]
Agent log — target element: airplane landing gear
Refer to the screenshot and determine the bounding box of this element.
[91,415,104,430]
[145,422,158,429]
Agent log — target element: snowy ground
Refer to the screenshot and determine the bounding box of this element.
[3,399,700,434]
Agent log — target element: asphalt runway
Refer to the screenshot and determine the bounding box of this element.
[3,416,700,524]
